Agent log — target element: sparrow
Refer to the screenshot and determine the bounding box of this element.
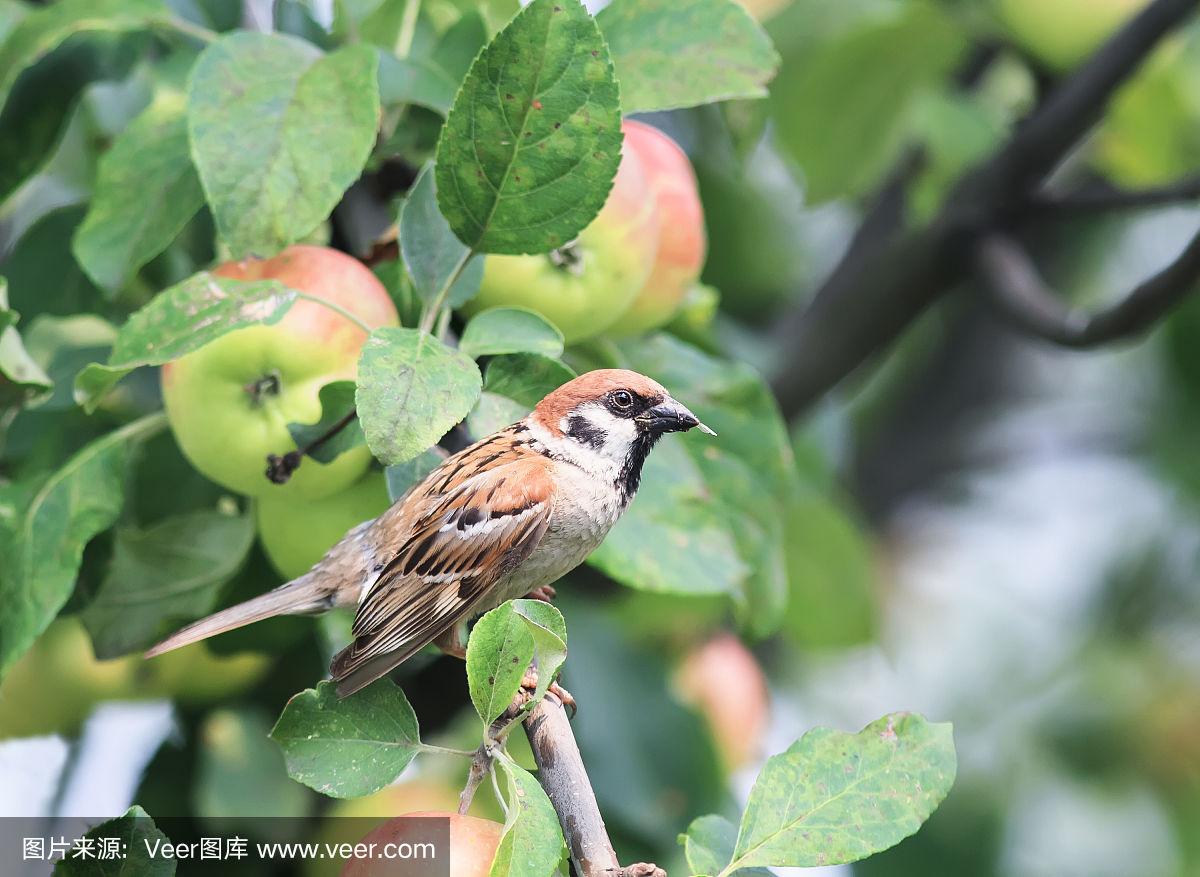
[147,369,714,697]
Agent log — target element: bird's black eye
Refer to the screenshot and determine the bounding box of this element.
[610,390,635,411]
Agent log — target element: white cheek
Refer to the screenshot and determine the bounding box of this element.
[597,414,637,461]
[565,405,636,463]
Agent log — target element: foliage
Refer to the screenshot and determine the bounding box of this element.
[29,0,1200,872]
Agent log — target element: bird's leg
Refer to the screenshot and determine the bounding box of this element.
[523,584,556,603]
[520,667,577,717]
[433,623,467,660]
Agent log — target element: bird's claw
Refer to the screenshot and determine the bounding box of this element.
[520,670,577,717]
[523,585,557,603]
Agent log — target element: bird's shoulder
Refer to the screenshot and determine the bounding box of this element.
[366,422,557,560]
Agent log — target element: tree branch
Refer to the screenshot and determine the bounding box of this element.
[523,694,666,877]
[1025,176,1200,213]
[771,0,1200,418]
[977,230,1200,347]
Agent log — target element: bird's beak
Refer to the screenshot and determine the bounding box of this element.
[639,398,717,436]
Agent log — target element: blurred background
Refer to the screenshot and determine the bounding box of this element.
[3,0,1200,875]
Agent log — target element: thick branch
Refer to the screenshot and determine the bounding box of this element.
[1025,176,1200,213]
[772,0,1199,418]
[977,230,1200,347]
[523,695,665,877]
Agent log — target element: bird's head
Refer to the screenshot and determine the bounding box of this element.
[529,369,714,496]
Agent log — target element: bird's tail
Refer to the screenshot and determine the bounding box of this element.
[145,574,332,658]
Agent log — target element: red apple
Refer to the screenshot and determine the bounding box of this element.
[161,246,398,499]
[675,632,770,771]
[340,812,504,877]
[607,120,707,336]
[462,133,659,343]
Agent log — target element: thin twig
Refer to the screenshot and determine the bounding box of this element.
[523,693,666,877]
[1025,176,1200,213]
[418,249,474,335]
[976,230,1200,347]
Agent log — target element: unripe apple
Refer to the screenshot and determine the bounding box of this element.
[162,246,399,500]
[462,134,659,343]
[257,469,392,580]
[675,632,770,772]
[340,812,504,877]
[995,0,1148,70]
[606,120,707,336]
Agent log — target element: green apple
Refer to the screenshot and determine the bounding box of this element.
[0,619,134,739]
[607,120,707,336]
[162,245,399,500]
[132,642,271,704]
[257,469,392,580]
[995,0,1148,70]
[462,133,660,343]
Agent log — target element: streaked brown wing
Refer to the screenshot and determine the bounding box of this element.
[331,456,553,696]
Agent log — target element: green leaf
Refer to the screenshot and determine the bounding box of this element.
[589,439,746,597]
[0,412,167,677]
[73,271,296,412]
[784,494,876,649]
[0,278,53,409]
[0,206,102,321]
[0,0,164,110]
[270,678,423,798]
[722,713,956,873]
[680,814,771,877]
[512,598,567,706]
[0,36,143,205]
[466,391,529,438]
[187,33,380,257]
[770,1,966,203]
[466,598,567,725]
[431,8,488,82]
[483,352,575,406]
[466,352,574,435]
[355,326,482,465]
[691,442,787,637]
[287,380,365,465]
[385,448,445,500]
[54,806,174,877]
[490,756,565,877]
[196,708,310,821]
[377,51,457,115]
[435,0,622,255]
[467,602,535,726]
[597,0,779,113]
[72,89,204,292]
[82,509,255,658]
[399,165,484,307]
[460,307,564,359]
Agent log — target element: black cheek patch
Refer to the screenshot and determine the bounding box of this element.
[565,414,606,449]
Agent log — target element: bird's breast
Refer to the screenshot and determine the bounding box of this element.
[493,463,625,602]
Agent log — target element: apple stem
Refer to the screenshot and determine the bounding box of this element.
[264,408,358,484]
